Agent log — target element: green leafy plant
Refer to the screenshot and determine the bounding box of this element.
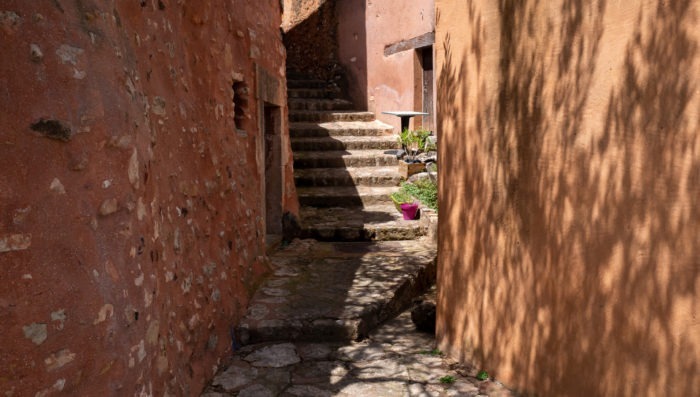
[398,128,434,158]
[390,189,413,204]
[476,370,489,381]
[390,189,414,212]
[398,127,417,149]
[439,375,456,384]
[412,128,432,149]
[420,348,443,356]
[401,180,438,211]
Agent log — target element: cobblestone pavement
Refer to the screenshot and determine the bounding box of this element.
[201,295,516,397]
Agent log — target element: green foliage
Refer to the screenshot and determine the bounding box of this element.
[398,128,433,151]
[390,189,413,205]
[398,128,416,148]
[420,348,443,356]
[476,370,489,381]
[439,375,456,384]
[401,179,438,211]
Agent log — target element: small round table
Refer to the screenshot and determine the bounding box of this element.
[382,111,429,132]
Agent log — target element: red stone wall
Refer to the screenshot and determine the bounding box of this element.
[436,0,700,396]
[0,1,295,395]
[283,0,341,81]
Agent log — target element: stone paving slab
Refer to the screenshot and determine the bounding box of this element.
[203,303,517,397]
[236,239,437,345]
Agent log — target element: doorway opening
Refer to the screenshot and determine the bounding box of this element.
[418,45,434,132]
[263,104,283,241]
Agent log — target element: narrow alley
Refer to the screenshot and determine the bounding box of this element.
[1,1,699,396]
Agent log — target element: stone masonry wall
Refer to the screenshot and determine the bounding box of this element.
[283,0,341,81]
[0,1,294,395]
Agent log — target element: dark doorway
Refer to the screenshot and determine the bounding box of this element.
[419,45,434,132]
[263,104,283,237]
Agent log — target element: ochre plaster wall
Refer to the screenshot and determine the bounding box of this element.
[0,1,295,395]
[435,0,700,396]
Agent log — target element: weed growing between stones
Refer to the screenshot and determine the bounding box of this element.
[439,375,456,384]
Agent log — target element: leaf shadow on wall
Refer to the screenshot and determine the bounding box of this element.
[437,1,699,396]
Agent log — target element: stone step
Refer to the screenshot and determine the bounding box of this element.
[287,79,327,89]
[289,111,375,123]
[293,150,398,168]
[291,135,400,151]
[294,166,402,187]
[288,98,353,111]
[296,186,397,207]
[290,120,394,138]
[288,87,341,99]
[236,239,436,345]
[299,204,427,241]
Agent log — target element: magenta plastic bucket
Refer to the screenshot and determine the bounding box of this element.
[400,202,419,220]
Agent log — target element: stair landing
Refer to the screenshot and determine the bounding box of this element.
[236,238,436,345]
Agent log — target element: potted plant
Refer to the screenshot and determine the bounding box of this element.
[390,189,419,220]
[397,128,428,179]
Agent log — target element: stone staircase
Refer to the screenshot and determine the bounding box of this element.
[231,76,435,348]
[288,77,426,242]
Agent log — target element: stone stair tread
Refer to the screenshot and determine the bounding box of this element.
[291,119,393,131]
[293,149,396,160]
[288,87,341,99]
[294,166,402,187]
[296,185,398,199]
[287,79,328,89]
[294,166,401,180]
[291,135,400,151]
[236,239,436,344]
[288,98,352,105]
[300,204,417,227]
[289,111,376,122]
[288,98,354,111]
[290,120,394,137]
[293,148,399,168]
[291,135,398,145]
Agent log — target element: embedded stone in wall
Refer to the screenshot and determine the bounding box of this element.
[49,178,66,194]
[99,198,119,216]
[22,323,47,345]
[152,96,167,116]
[128,148,140,189]
[44,349,76,371]
[55,44,84,65]
[0,233,32,253]
[29,43,43,62]
[0,10,21,34]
